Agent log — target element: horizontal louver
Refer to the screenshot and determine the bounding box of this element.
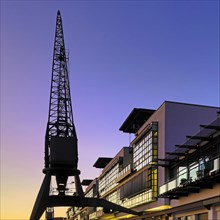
[120,171,147,199]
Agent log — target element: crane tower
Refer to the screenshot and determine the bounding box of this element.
[30,11,140,220]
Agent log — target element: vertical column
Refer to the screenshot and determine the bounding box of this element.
[208,206,215,220]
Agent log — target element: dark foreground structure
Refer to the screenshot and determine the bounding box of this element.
[67,101,220,220]
[30,11,140,220]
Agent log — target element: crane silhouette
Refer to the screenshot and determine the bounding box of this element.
[30,11,140,220]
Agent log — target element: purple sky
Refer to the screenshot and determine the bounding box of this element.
[1,0,219,219]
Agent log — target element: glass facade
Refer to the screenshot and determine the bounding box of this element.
[159,150,220,195]
[133,122,158,171]
[66,119,160,219]
[178,215,193,220]
[85,188,93,198]
[100,122,158,209]
[99,164,119,196]
[105,190,118,204]
[120,189,154,208]
[178,214,206,220]
[197,213,208,220]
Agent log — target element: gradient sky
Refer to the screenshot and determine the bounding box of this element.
[1,0,219,219]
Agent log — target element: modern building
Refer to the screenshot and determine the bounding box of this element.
[66,101,220,220]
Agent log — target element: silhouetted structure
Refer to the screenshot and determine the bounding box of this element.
[30,10,140,220]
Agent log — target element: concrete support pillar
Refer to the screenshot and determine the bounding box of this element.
[208,206,215,220]
[215,205,220,220]
[191,215,196,220]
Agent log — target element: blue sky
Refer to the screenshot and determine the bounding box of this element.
[1,0,219,219]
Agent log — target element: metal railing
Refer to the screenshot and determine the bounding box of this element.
[159,157,220,195]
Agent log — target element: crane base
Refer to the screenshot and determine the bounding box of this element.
[30,173,140,219]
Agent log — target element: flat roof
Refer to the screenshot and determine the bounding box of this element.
[119,108,155,133]
[93,157,113,168]
[81,179,93,186]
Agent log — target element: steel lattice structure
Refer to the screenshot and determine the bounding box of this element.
[30,11,140,220]
[48,10,74,137]
[45,10,77,169]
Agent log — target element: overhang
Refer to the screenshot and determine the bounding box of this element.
[81,179,93,186]
[119,108,155,133]
[93,157,113,169]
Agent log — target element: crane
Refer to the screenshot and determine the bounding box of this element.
[30,10,140,220]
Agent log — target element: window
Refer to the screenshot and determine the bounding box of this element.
[99,164,119,196]
[133,122,158,171]
[177,217,191,220]
[197,213,208,220]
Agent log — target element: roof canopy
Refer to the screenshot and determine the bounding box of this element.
[81,179,93,186]
[93,157,113,168]
[119,108,155,133]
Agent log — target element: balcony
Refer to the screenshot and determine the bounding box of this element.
[159,157,220,199]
